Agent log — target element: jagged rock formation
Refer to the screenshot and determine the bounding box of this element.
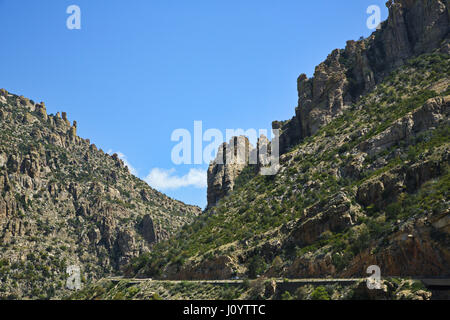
[207,135,275,209]
[207,136,254,209]
[274,0,449,154]
[0,89,201,299]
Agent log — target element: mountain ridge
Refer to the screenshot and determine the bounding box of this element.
[0,90,201,299]
[274,0,449,153]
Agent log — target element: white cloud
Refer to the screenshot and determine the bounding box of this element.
[107,150,138,176]
[105,150,206,191]
[144,168,207,190]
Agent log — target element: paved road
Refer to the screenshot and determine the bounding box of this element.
[106,278,368,285]
[106,277,450,288]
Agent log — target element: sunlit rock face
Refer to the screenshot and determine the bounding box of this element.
[274,0,449,155]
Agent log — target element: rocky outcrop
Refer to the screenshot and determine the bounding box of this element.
[360,96,450,156]
[35,103,47,121]
[207,136,254,209]
[288,192,361,247]
[274,0,449,154]
[285,210,450,279]
[356,151,447,209]
[139,214,156,243]
[286,251,336,278]
[342,214,450,278]
[169,256,235,280]
[207,134,276,209]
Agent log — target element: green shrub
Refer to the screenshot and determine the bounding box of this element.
[310,286,330,300]
[247,256,267,279]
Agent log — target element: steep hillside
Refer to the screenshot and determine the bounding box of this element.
[127,52,449,281]
[125,0,450,283]
[0,90,201,299]
[275,0,449,154]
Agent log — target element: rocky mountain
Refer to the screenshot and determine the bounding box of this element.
[124,0,450,285]
[1,0,449,301]
[0,90,201,299]
[209,0,449,209]
[274,0,449,154]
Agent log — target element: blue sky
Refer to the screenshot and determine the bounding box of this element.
[0,0,388,209]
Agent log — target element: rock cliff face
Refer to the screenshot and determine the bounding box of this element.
[207,136,254,209]
[274,0,449,154]
[0,89,201,298]
[207,135,275,209]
